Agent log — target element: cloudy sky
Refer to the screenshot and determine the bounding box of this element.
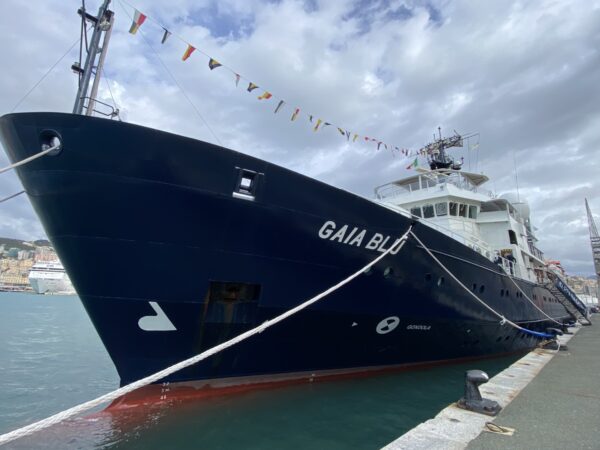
[0,0,599,275]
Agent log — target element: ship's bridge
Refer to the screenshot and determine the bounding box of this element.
[374,169,493,202]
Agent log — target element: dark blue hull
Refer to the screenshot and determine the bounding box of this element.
[0,113,571,387]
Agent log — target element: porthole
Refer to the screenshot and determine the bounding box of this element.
[425,273,432,282]
[363,267,373,276]
[384,267,394,279]
[500,289,504,297]
[496,336,502,342]
[479,285,485,294]
[437,277,445,286]
[472,283,477,291]
[505,336,510,341]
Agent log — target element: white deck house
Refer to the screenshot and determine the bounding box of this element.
[374,169,546,283]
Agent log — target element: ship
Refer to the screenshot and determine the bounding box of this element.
[0,1,588,398]
[28,261,76,295]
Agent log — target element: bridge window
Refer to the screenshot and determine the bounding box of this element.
[449,202,458,216]
[423,204,435,218]
[435,202,448,216]
[410,206,422,218]
[468,205,478,219]
[459,204,467,218]
[508,230,518,245]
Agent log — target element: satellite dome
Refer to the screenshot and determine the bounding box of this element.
[499,193,530,219]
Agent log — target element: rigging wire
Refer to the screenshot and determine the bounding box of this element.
[116,0,222,146]
[10,36,84,113]
[101,68,121,120]
[0,190,25,203]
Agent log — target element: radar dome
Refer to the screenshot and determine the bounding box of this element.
[499,193,530,219]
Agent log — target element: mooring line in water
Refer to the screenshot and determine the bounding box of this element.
[0,144,61,175]
[410,231,556,339]
[0,226,413,446]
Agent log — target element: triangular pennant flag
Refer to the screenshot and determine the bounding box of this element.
[161,28,171,44]
[323,122,331,128]
[313,119,323,131]
[258,91,272,100]
[337,127,345,136]
[406,157,419,170]
[182,44,195,61]
[208,58,222,70]
[377,142,383,151]
[291,108,300,121]
[235,74,241,87]
[129,10,147,34]
[353,134,359,142]
[309,115,314,123]
[345,130,351,141]
[274,100,285,114]
[247,82,259,92]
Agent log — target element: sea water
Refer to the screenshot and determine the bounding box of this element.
[0,293,521,449]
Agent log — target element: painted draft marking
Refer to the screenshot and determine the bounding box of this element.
[138,301,177,331]
[376,316,400,334]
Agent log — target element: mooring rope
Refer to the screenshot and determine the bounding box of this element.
[0,144,60,175]
[0,226,413,446]
[0,190,25,203]
[410,231,554,339]
[504,272,564,325]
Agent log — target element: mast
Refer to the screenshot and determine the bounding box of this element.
[72,0,114,115]
[420,128,465,171]
[585,198,600,298]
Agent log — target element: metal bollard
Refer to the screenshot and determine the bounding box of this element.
[457,370,502,416]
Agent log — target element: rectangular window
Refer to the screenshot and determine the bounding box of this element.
[435,202,448,216]
[468,205,478,219]
[459,204,467,217]
[410,206,422,218]
[449,202,458,216]
[508,230,518,245]
[422,204,435,218]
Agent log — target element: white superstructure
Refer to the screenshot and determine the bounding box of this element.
[28,261,75,295]
[375,169,548,284]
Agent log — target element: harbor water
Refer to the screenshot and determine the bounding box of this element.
[0,293,523,449]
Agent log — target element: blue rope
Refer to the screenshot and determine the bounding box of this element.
[520,328,555,339]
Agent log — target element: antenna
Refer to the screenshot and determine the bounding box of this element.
[513,150,520,202]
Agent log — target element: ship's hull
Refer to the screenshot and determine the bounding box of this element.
[29,271,75,295]
[0,113,571,388]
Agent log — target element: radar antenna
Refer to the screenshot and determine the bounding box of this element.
[419,127,466,171]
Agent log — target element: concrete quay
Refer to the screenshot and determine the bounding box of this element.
[384,321,598,449]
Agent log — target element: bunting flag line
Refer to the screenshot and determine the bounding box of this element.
[129,10,147,34]
[123,4,423,160]
[406,157,419,170]
[182,44,195,61]
[274,100,285,114]
[161,28,171,44]
[208,58,222,70]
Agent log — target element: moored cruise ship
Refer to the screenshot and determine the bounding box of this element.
[0,1,589,399]
[29,261,76,295]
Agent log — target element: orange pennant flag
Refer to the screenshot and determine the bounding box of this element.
[182,45,196,61]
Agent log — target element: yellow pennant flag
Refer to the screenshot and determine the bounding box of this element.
[313,119,323,132]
